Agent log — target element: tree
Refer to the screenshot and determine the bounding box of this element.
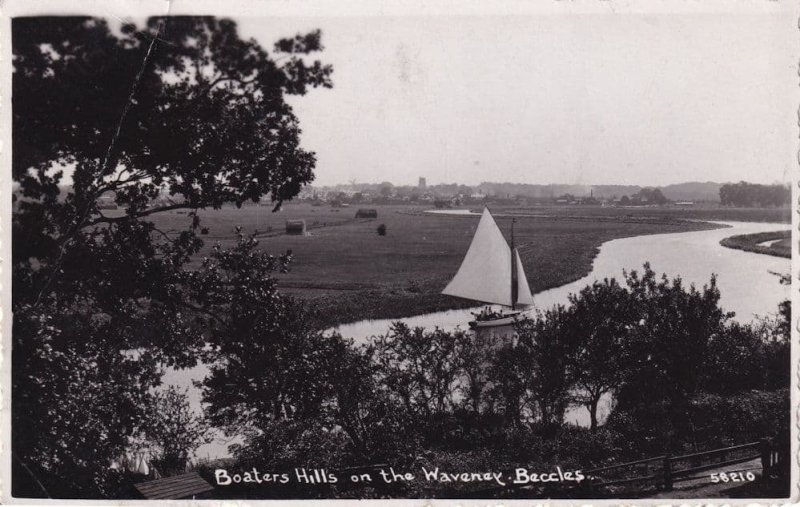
[613,264,730,451]
[565,278,634,430]
[513,308,574,429]
[486,344,527,428]
[191,233,338,433]
[637,187,668,205]
[372,323,468,428]
[719,181,790,207]
[12,16,331,497]
[145,387,212,475]
[325,341,420,463]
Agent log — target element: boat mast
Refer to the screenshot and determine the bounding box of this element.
[510,217,517,310]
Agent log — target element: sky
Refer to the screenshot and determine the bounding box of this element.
[236,13,796,187]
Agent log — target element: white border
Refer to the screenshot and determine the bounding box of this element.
[1,1,797,505]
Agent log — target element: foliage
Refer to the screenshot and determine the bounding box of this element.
[12,16,331,498]
[372,323,469,423]
[699,322,767,394]
[377,223,387,235]
[563,278,634,429]
[631,187,668,205]
[200,274,334,430]
[485,344,528,428]
[511,308,574,429]
[719,181,790,207]
[609,265,788,454]
[145,387,212,476]
[325,341,421,463]
[12,309,159,498]
[687,389,789,447]
[616,265,729,424]
[203,264,788,496]
[232,420,353,471]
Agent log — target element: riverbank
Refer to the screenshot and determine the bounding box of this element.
[306,215,725,328]
[174,220,791,460]
[720,230,791,258]
[145,203,787,329]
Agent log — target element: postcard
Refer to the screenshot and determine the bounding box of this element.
[1,0,797,504]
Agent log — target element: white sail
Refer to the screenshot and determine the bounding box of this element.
[442,208,513,306]
[514,249,535,306]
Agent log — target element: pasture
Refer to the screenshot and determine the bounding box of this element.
[147,202,788,327]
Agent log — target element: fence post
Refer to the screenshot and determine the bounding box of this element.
[759,438,772,479]
[662,457,673,491]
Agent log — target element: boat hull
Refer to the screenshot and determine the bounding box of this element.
[468,311,527,328]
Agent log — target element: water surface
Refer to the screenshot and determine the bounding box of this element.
[334,221,790,341]
[165,221,790,457]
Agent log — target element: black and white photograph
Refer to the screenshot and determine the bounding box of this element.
[3,0,797,503]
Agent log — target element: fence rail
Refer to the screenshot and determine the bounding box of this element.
[461,438,779,497]
[585,438,774,492]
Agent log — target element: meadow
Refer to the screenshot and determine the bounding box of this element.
[148,202,789,327]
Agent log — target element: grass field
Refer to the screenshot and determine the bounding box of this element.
[147,202,789,327]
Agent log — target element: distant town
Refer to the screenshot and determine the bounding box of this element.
[286,179,790,209]
[85,179,791,211]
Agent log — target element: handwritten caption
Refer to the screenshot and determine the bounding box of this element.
[214,466,585,487]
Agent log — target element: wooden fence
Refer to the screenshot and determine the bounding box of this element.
[450,437,784,498]
[582,438,779,492]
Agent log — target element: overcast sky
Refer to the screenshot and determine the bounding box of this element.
[238,13,795,187]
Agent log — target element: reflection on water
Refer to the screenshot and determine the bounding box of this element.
[164,221,790,457]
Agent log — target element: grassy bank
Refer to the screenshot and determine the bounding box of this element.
[303,216,716,329]
[144,203,789,328]
[720,230,791,259]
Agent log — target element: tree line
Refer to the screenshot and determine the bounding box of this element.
[197,264,789,498]
[719,182,790,207]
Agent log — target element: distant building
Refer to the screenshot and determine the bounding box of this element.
[355,208,378,218]
[285,220,307,235]
[419,177,427,189]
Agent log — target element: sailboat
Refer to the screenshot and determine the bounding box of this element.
[442,207,534,328]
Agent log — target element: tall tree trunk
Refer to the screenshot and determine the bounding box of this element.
[589,395,599,431]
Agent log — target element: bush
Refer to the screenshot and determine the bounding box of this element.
[376,224,387,236]
[145,386,212,476]
[687,389,789,447]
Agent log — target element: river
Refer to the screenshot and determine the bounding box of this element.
[164,220,790,457]
[334,221,790,339]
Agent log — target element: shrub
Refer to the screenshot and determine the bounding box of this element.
[145,386,212,476]
[376,224,387,236]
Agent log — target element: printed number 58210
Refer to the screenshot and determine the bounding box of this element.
[710,472,756,483]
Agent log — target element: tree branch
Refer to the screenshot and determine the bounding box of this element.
[86,203,191,227]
